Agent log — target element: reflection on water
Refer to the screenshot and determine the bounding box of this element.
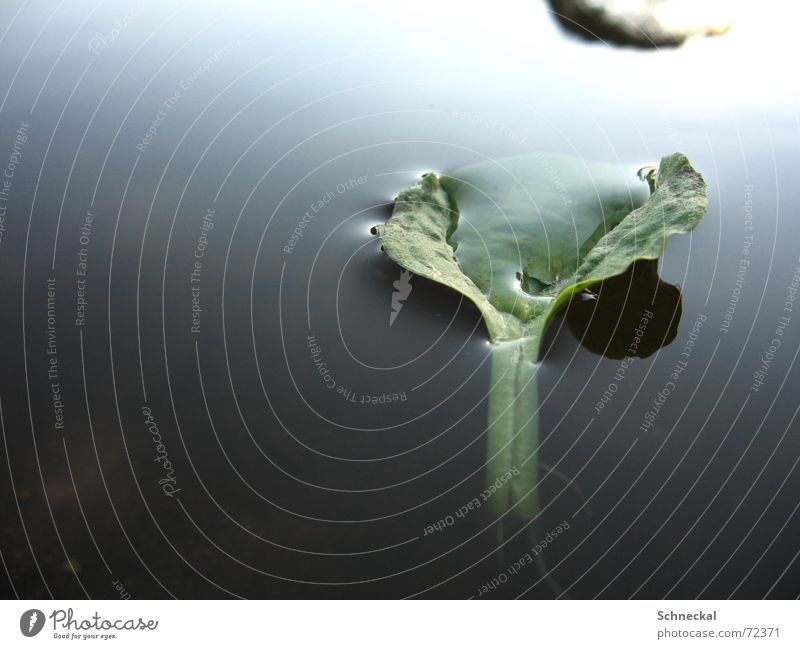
[0,0,799,598]
[566,260,682,360]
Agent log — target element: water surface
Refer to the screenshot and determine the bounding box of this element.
[1,0,799,598]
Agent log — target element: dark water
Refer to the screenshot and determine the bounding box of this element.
[1,0,799,599]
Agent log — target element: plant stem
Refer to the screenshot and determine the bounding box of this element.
[486,338,541,519]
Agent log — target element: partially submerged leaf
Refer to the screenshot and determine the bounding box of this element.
[438,154,651,339]
[378,152,707,518]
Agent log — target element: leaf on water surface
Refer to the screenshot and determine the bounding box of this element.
[377,152,707,518]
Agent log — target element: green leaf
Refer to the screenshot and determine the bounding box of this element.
[378,152,707,518]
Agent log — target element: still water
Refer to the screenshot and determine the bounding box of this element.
[1,0,799,598]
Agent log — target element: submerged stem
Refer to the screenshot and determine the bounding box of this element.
[486,338,541,519]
